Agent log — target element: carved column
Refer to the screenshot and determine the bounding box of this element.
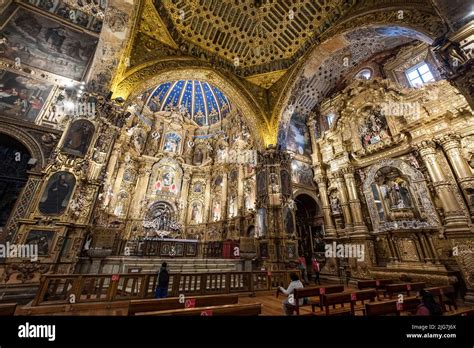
[314,167,336,238]
[221,170,228,221]
[334,171,353,230]
[342,166,368,235]
[128,161,153,219]
[436,133,474,220]
[203,170,212,223]
[255,147,296,270]
[414,140,470,235]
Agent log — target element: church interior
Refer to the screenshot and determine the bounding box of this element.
[0,0,473,319]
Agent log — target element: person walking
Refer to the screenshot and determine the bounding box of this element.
[311,256,321,285]
[155,262,170,298]
[297,255,309,284]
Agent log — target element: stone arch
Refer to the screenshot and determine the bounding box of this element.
[113,62,269,149]
[0,125,46,172]
[272,12,445,147]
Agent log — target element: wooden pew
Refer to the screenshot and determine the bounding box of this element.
[445,308,474,316]
[321,289,377,316]
[292,285,345,315]
[385,282,425,298]
[424,286,457,311]
[135,303,262,316]
[15,301,130,316]
[365,297,420,316]
[0,303,17,316]
[357,279,394,290]
[129,294,239,316]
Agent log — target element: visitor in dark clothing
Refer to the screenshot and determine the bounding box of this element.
[155,262,169,298]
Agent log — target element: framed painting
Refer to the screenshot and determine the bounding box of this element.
[0,70,53,122]
[0,6,98,80]
[24,229,55,256]
[38,171,76,215]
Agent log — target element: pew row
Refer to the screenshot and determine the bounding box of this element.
[134,303,262,316]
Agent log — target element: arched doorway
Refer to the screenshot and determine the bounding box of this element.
[294,194,324,258]
[0,134,31,231]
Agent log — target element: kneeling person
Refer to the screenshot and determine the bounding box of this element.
[278,272,304,315]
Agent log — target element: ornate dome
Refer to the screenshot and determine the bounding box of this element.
[145,80,232,126]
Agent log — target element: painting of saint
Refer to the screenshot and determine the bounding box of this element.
[285,113,312,156]
[193,182,202,193]
[256,172,267,197]
[256,208,267,237]
[39,172,75,215]
[212,201,221,221]
[193,148,204,165]
[359,108,391,148]
[61,120,95,156]
[163,133,181,153]
[0,7,98,80]
[24,230,55,256]
[283,207,294,235]
[280,170,291,196]
[0,70,53,122]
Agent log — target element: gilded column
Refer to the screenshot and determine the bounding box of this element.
[179,169,192,224]
[314,167,336,238]
[414,140,470,234]
[334,171,353,230]
[128,160,153,219]
[342,166,368,235]
[203,169,212,223]
[221,170,228,220]
[436,133,474,220]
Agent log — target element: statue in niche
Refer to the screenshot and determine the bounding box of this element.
[359,108,391,147]
[193,148,204,165]
[163,133,181,153]
[193,182,202,193]
[229,195,236,218]
[62,120,94,156]
[385,178,412,209]
[330,195,342,215]
[191,202,202,223]
[212,201,221,221]
[132,128,146,153]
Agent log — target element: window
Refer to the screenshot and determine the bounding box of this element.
[406,62,435,87]
[355,68,372,80]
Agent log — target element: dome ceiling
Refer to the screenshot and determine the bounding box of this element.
[145,80,232,126]
[155,0,357,77]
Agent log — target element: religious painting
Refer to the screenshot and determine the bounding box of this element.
[155,171,177,194]
[24,229,55,256]
[193,182,203,193]
[259,242,268,258]
[61,119,95,156]
[1,7,98,80]
[291,160,314,186]
[185,242,197,257]
[0,70,53,122]
[228,194,236,218]
[163,133,181,153]
[190,201,202,223]
[286,243,296,259]
[280,169,291,196]
[358,108,391,148]
[256,172,267,197]
[39,171,75,215]
[214,175,223,187]
[285,113,312,156]
[283,207,294,235]
[256,208,267,237]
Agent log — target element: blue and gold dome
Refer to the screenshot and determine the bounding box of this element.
[145,80,232,126]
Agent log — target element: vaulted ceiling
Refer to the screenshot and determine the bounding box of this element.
[154,0,357,86]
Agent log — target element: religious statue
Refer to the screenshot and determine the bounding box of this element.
[330,195,341,215]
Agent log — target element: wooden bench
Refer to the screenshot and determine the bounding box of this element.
[135,303,262,316]
[385,282,425,298]
[424,286,457,311]
[15,301,130,316]
[292,285,345,315]
[321,289,377,316]
[128,294,239,316]
[0,303,17,316]
[357,279,394,290]
[365,297,420,316]
[445,308,474,316]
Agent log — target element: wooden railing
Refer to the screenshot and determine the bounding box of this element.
[33,270,300,306]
